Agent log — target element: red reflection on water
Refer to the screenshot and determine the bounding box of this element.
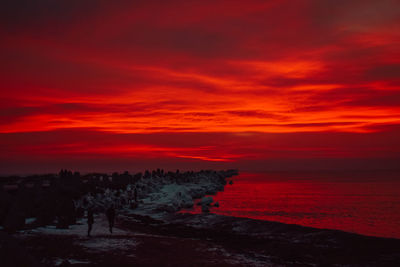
[184,171,400,239]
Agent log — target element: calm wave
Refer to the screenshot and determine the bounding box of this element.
[185,171,400,239]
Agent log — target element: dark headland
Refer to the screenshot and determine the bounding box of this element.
[1,169,399,266]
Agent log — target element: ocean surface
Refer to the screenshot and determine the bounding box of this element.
[185,171,400,239]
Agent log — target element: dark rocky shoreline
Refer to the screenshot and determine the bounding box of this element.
[2,211,400,266]
[158,213,400,266]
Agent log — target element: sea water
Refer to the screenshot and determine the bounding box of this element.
[187,170,400,239]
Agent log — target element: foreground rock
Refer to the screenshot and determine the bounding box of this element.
[119,212,400,267]
[197,196,213,206]
[6,211,400,267]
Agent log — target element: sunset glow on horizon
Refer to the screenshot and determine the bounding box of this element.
[1,0,400,173]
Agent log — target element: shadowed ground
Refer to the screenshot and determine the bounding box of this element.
[2,212,400,266]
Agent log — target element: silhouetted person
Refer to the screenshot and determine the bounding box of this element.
[134,187,138,202]
[87,208,94,237]
[106,205,115,234]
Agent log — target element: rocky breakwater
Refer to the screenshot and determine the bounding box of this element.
[73,169,238,218]
[133,169,238,215]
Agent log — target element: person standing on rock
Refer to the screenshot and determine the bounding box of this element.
[106,205,116,234]
[134,187,138,202]
[87,207,94,237]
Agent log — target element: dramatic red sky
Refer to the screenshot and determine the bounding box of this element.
[1,0,400,174]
